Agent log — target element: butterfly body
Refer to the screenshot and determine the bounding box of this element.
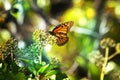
[49,21,73,46]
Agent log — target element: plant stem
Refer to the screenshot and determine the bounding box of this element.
[39,47,43,64]
[100,47,109,80]
[108,52,118,60]
[35,75,40,80]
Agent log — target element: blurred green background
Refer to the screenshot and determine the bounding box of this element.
[1,0,120,80]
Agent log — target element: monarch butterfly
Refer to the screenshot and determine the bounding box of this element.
[49,21,73,46]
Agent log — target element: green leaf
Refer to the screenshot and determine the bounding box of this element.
[56,71,68,80]
[34,62,42,71]
[0,71,26,80]
[28,66,36,75]
[38,64,50,74]
[45,70,57,77]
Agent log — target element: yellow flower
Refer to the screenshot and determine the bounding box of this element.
[32,29,57,46]
[100,38,116,49]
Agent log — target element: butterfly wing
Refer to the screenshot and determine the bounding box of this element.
[51,21,73,46]
[55,32,68,46]
[53,21,73,34]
